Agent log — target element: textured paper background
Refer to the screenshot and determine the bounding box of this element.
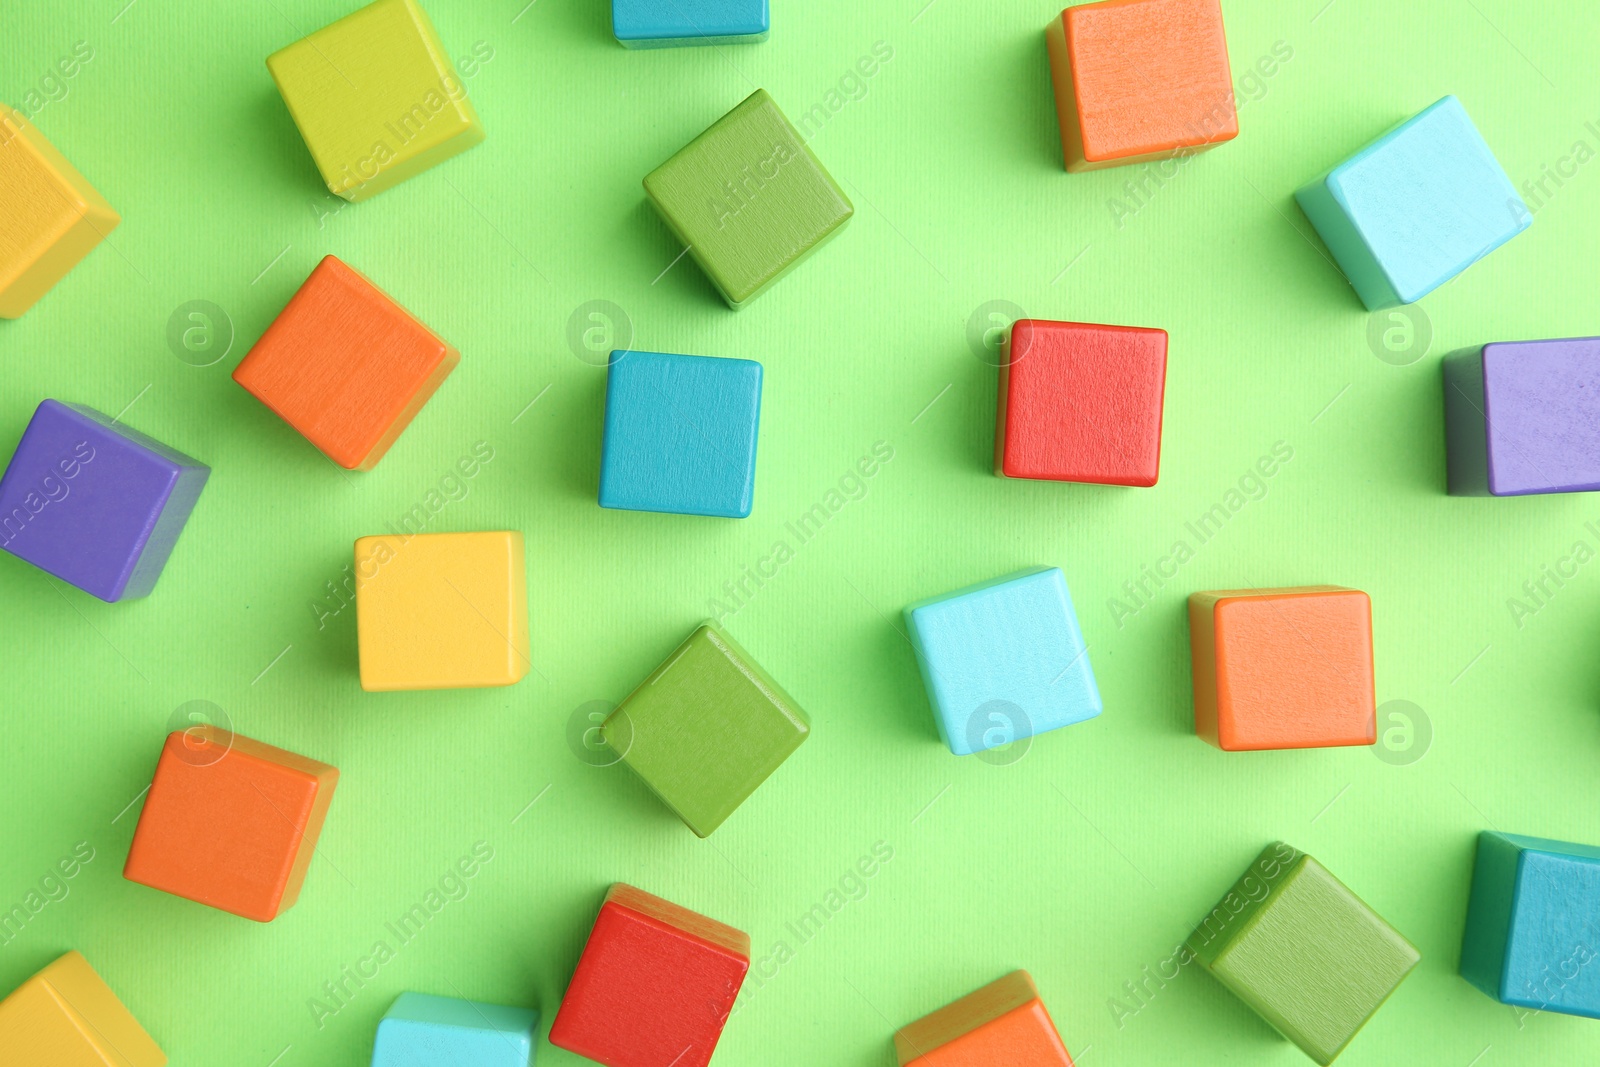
[3,1,1598,1064]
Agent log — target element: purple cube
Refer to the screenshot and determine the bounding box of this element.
[1444,338,1600,496]
[0,400,209,601]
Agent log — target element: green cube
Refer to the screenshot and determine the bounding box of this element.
[1186,843,1419,1065]
[643,89,853,308]
[602,623,809,836]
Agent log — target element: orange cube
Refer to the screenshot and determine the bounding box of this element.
[1045,0,1238,172]
[0,951,165,1066]
[1188,586,1376,751]
[123,726,339,922]
[0,107,120,318]
[233,255,457,471]
[894,971,1073,1067]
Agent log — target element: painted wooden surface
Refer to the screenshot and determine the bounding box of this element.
[0,951,166,1067]
[266,0,484,202]
[0,105,120,318]
[604,623,808,837]
[996,319,1167,485]
[1187,843,1419,1066]
[1188,586,1375,751]
[893,970,1074,1067]
[1460,831,1600,1018]
[1444,338,1600,496]
[613,0,769,48]
[371,991,538,1066]
[1046,0,1237,172]
[232,255,458,472]
[0,399,208,602]
[903,567,1100,756]
[123,726,339,923]
[549,883,750,1067]
[1294,96,1528,310]
[354,531,529,691]
[643,89,852,308]
[598,350,762,518]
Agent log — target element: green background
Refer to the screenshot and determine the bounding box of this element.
[3,0,1598,1064]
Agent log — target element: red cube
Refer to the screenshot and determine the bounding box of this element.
[996,319,1168,485]
[551,884,750,1067]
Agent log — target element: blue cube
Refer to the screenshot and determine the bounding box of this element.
[0,399,209,601]
[903,567,1101,756]
[371,992,539,1067]
[612,0,769,48]
[1295,96,1529,310]
[1460,831,1600,1018]
[599,350,761,518]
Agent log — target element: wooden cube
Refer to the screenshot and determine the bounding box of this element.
[1045,0,1238,172]
[613,0,769,47]
[1187,843,1418,1065]
[1188,586,1375,751]
[0,399,209,602]
[0,951,165,1065]
[550,884,749,1067]
[644,89,852,308]
[0,107,120,318]
[1461,831,1600,1018]
[233,255,458,471]
[123,726,339,922]
[603,623,807,836]
[355,531,528,691]
[1295,96,1527,309]
[599,350,763,518]
[997,320,1168,485]
[1444,339,1600,496]
[372,992,538,1066]
[267,0,484,201]
[904,568,1101,756]
[894,971,1073,1067]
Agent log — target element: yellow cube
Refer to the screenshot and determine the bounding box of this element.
[0,108,120,318]
[356,531,529,691]
[266,0,484,202]
[0,951,165,1066]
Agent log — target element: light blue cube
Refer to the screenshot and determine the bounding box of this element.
[1460,832,1600,1018]
[371,992,538,1067]
[903,567,1101,756]
[599,350,762,518]
[1295,96,1529,310]
[612,0,769,48]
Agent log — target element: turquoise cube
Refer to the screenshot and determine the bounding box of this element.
[371,992,538,1067]
[903,567,1101,756]
[1460,831,1600,1018]
[1295,96,1528,309]
[612,0,769,48]
[598,350,762,518]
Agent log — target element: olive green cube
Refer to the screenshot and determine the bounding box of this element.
[1186,843,1419,1065]
[602,623,809,836]
[643,89,853,308]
